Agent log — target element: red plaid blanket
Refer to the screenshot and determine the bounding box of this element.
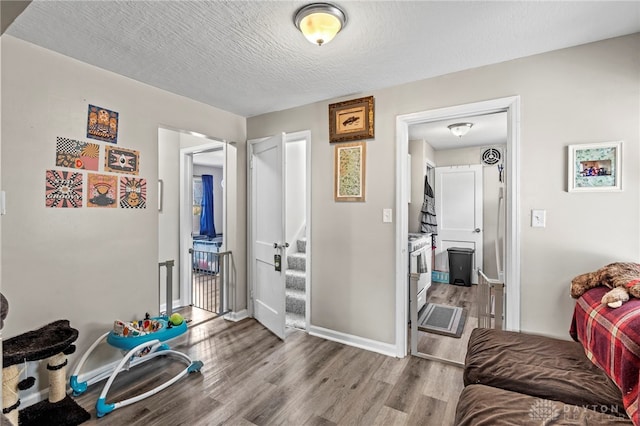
[570,286,640,425]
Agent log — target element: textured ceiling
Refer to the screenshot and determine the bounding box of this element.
[6,1,640,118]
[409,112,507,151]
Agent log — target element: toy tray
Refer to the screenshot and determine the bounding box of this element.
[106,316,187,350]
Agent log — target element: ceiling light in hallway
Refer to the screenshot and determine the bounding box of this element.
[294,3,347,46]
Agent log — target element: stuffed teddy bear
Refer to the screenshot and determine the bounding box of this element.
[571,262,640,308]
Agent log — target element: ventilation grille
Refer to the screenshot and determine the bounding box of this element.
[481,147,502,166]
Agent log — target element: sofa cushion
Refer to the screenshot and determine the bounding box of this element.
[455,384,633,426]
[464,328,624,416]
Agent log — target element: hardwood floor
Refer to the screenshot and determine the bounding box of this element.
[176,304,219,328]
[416,283,477,365]
[73,316,465,425]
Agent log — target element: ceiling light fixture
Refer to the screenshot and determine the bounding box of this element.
[448,122,474,138]
[294,3,347,46]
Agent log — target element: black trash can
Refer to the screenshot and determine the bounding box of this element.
[447,247,474,286]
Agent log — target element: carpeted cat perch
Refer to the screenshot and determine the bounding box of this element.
[1,293,90,426]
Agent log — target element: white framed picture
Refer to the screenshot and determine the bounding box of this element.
[567,141,622,192]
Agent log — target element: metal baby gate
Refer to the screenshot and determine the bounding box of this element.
[158,249,232,317]
[189,248,232,316]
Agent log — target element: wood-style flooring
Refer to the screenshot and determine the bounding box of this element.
[73,310,465,425]
[416,283,477,365]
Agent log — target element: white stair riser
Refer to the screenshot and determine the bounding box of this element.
[285,313,305,330]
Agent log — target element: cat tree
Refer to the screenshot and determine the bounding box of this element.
[1,294,89,426]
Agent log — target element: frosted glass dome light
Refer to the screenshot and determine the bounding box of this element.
[448,122,474,138]
[294,3,347,46]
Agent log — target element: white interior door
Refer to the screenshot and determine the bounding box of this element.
[249,134,286,339]
[434,165,483,284]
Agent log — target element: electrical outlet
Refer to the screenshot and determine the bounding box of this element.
[531,209,546,228]
[383,208,392,223]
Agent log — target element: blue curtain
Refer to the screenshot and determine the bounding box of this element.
[199,174,216,238]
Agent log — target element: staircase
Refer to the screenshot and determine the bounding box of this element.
[285,238,307,329]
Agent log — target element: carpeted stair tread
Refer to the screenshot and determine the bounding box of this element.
[285,237,307,330]
[286,289,306,315]
[287,252,306,272]
[285,269,306,291]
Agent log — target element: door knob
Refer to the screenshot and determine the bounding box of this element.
[273,242,290,249]
[474,228,481,233]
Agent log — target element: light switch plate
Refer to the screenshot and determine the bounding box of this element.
[383,208,392,223]
[531,209,546,228]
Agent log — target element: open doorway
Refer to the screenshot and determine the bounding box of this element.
[395,96,521,360]
[158,127,228,326]
[409,113,506,364]
[247,130,311,340]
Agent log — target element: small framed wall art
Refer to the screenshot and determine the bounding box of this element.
[329,96,374,143]
[87,104,119,144]
[120,177,147,208]
[567,141,622,192]
[334,141,366,202]
[105,146,140,175]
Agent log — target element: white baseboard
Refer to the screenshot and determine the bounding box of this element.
[20,358,121,408]
[160,298,183,315]
[20,387,48,409]
[223,309,248,322]
[308,325,398,358]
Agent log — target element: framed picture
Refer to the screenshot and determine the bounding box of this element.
[568,141,622,192]
[329,96,374,143]
[87,104,119,144]
[334,141,366,202]
[105,146,140,175]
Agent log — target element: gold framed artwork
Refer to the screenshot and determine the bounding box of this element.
[334,141,366,202]
[329,96,374,143]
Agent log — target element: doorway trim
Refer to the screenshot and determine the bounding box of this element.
[395,96,521,357]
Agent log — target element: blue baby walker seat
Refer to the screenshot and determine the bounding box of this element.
[70,314,203,418]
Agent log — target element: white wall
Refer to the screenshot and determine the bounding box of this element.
[247,34,640,343]
[285,140,306,248]
[158,128,180,306]
[0,36,246,393]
